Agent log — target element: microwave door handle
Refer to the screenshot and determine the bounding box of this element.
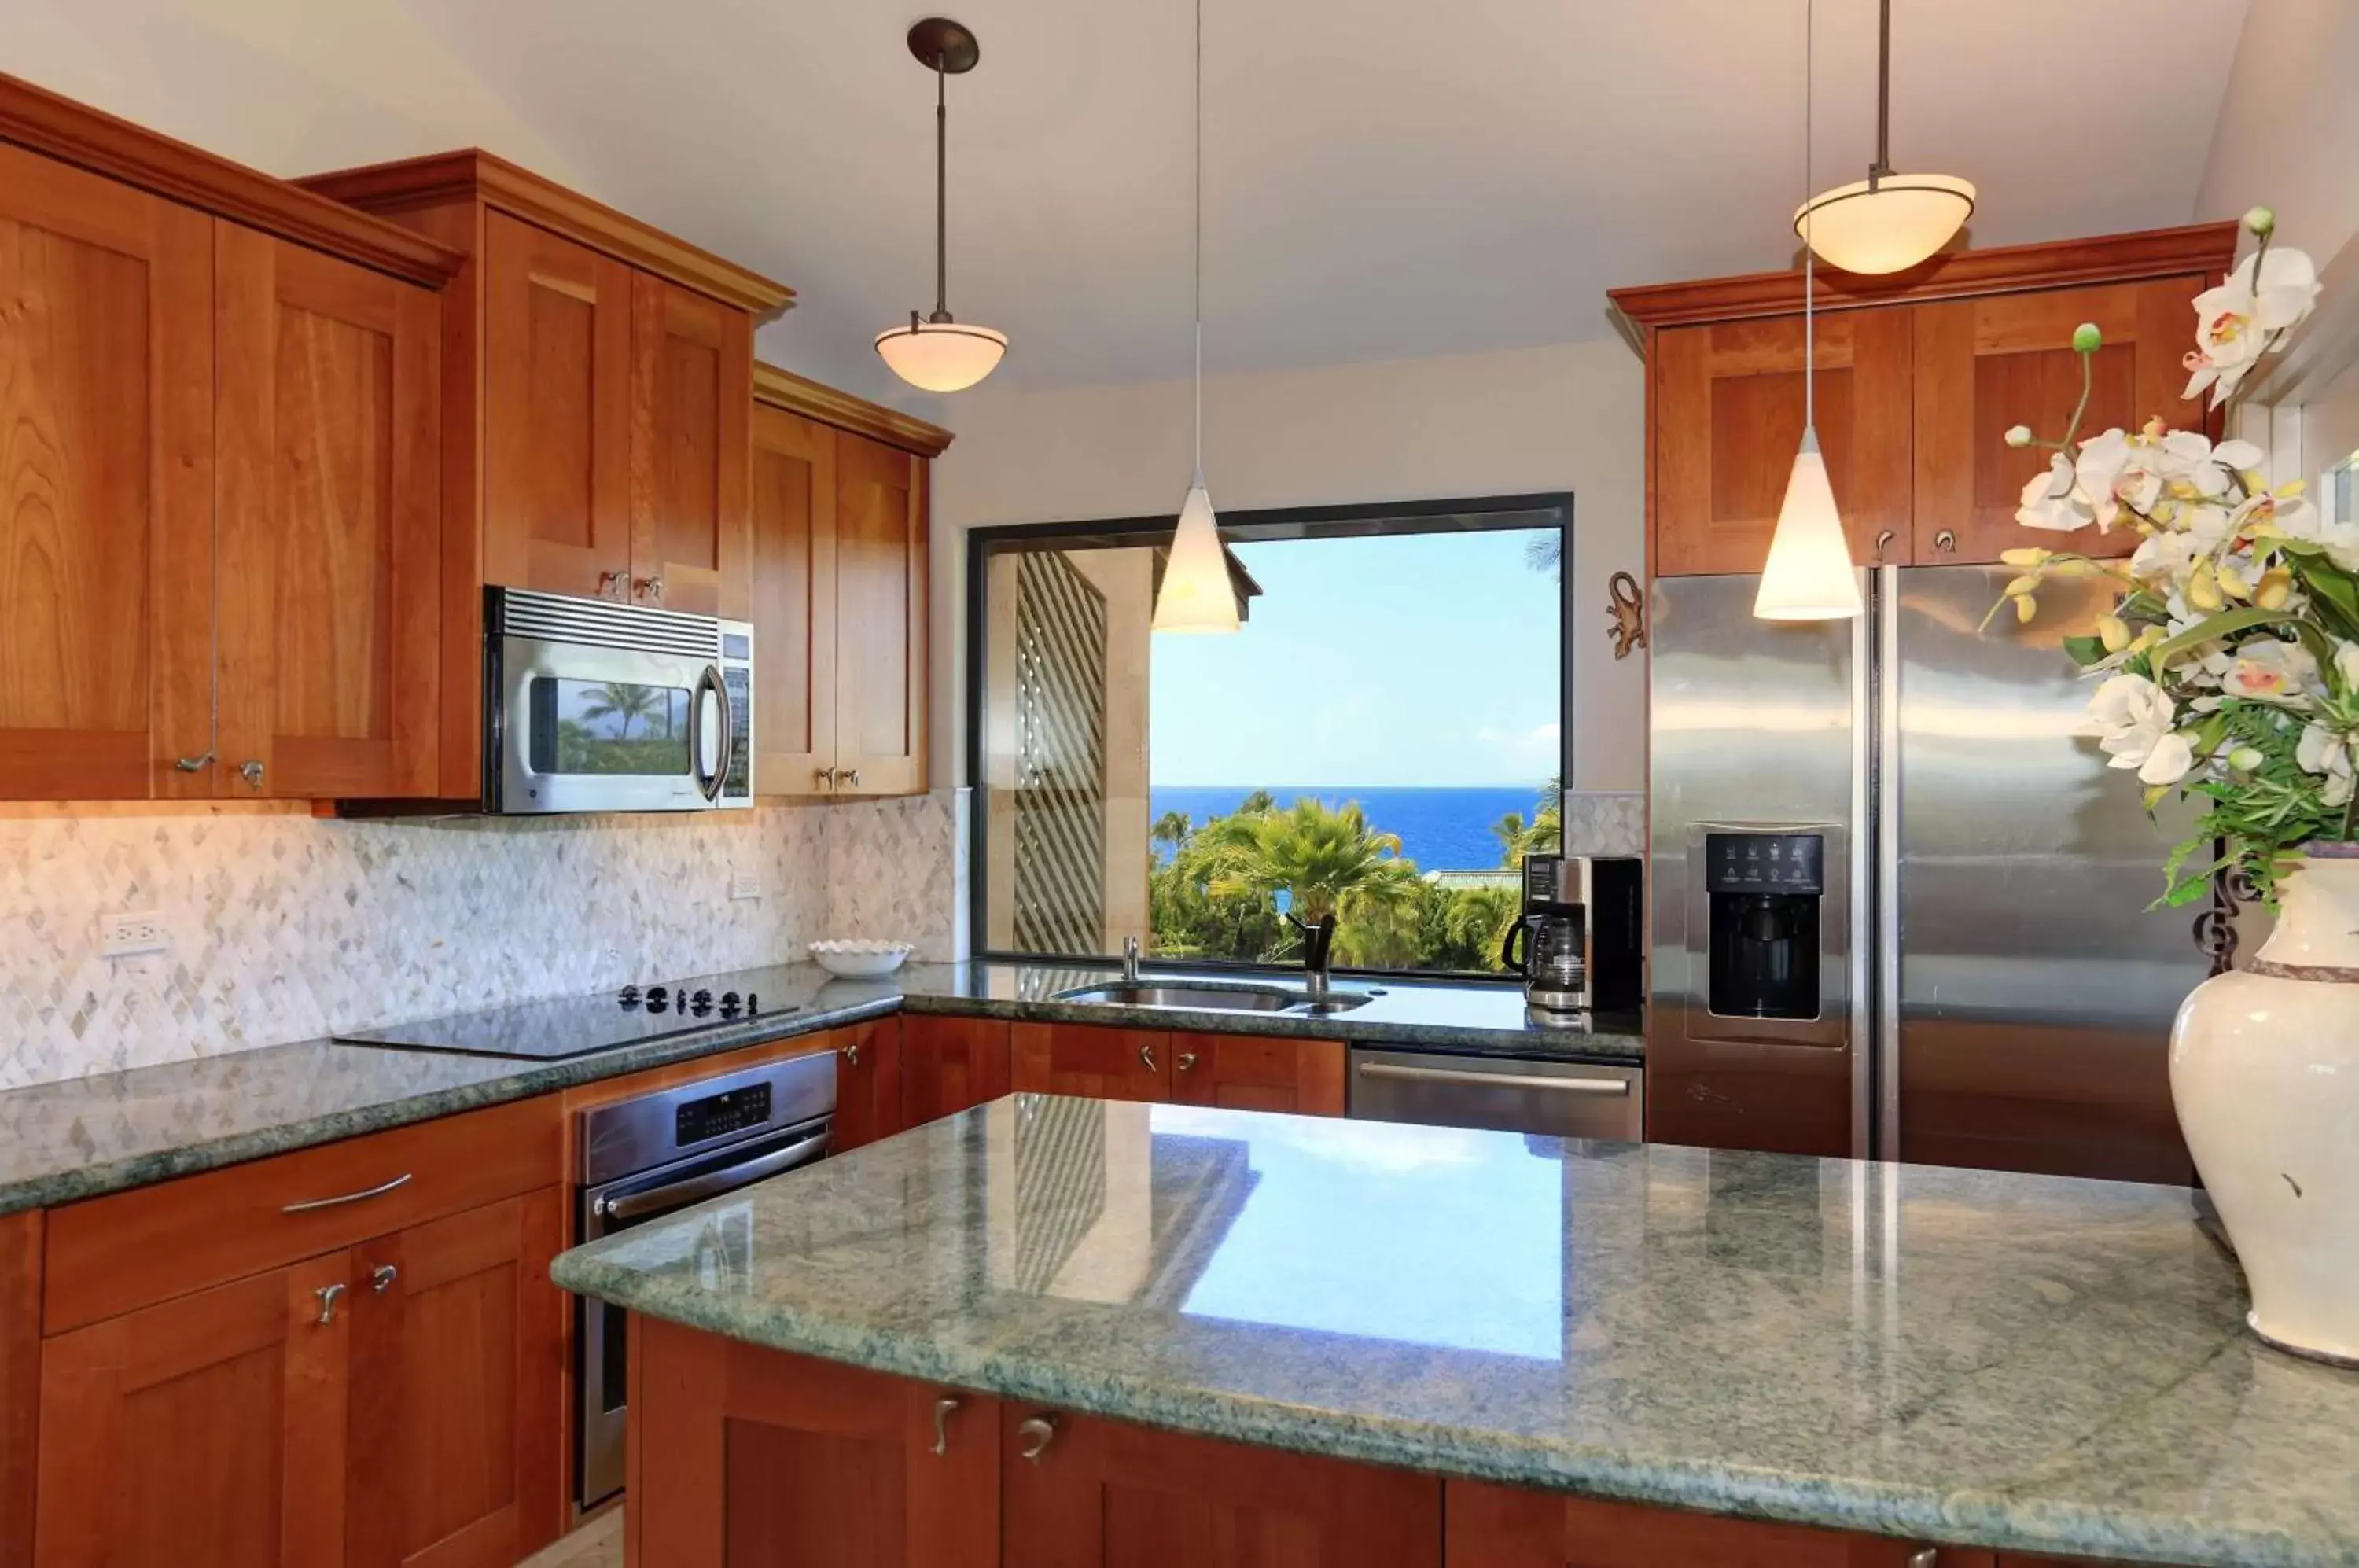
[691,663,729,802]
[509,669,540,781]
[592,1128,830,1225]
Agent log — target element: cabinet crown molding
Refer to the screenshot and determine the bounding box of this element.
[754,361,955,458]
[1609,220,2239,333]
[0,69,463,286]
[298,147,795,318]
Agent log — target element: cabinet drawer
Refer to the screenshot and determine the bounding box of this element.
[43,1095,561,1334]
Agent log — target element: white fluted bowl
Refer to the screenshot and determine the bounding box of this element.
[808,940,915,979]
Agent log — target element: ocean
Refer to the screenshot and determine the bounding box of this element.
[1149,785,1545,874]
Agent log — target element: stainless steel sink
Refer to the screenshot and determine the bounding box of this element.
[1052,981,1371,1015]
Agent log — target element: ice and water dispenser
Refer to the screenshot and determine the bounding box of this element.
[1704,831,1824,1020]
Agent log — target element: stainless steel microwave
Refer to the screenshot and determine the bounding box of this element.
[484,588,753,814]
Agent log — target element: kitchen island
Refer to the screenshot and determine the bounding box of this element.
[550,1097,2359,1568]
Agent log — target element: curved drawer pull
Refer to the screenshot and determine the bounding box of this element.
[282,1172,413,1214]
[1016,1415,1058,1463]
[931,1396,961,1456]
[1139,1043,1157,1073]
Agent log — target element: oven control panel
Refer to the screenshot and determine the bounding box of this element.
[676,1082,773,1147]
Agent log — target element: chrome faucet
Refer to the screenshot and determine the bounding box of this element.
[1121,935,1142,985]
[1285,913,1337,996]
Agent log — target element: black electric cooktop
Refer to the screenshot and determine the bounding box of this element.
[335,977,796,1061]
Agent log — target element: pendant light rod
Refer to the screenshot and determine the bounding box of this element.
[1871,0,1890,184]
[1805,0,1815,429]
[1191,0,1205,486]
[934,56,949,320]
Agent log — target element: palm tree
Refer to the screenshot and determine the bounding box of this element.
[579,681,661,740]
[1525,534,1562,583]
[1150,811,1194,851]
[1495,776,1566,867]
[1195,798,1423,965]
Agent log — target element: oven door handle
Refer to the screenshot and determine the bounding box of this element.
[592,1128,830,1224]
[1353,1062,1632,1096]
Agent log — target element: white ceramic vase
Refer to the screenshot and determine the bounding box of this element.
[2169,842,2359,1365]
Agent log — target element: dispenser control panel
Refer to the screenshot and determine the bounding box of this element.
[1704,832,1824,895]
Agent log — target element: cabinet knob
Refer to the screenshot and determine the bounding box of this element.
[818,767,837,788]
[843,768,863,788]
[314,1283,346,1326]
[1908,1551,1938,1568]
[1139,1043,1157,1073]
[1874,529,1896,563]
[1176,1051,1198,1073]
[930,1395,962,1456]
[370,1264,399,1294]
[636,576,665,603]
[238,760,265,789]
[1934,529,1957,554]
[844,1040,860,1067]
[174,751,215,774]
[598,569,628,601]
[1016,1415,1058,1463]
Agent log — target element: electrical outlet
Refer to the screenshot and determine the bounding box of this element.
[101,912,167,959]
[729,872,761,902]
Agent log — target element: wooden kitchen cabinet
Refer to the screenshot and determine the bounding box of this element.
[482,211,634,604]
[1445,1482,1938,1568]
[1912,277,2210,564]
[629,1320,998,1568]
[1011,1022,1173,1103]
[834,1021,906,1152]
[34,1253,357,1568]
[1172,1032,1347,1116]
[213,223,443,800]
[2,1211,39,1568]
[1003,1403,1443,1568]
[628,272,750,617]
[749,364,948,800]
[344,1189,567,1568]
[1650,309,1914,576]
[901,1015,1014,1128]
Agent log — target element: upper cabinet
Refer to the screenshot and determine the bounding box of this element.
[296,149,794,797]
[749,363,948,799]
[0,74,461,803]
[1614,224,2242,577]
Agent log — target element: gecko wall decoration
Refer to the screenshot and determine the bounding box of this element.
[1606,571,1647,660]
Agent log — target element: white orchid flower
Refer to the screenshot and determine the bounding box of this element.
[2295,720,2356,806]
[2073,429,2163,531]
[2017,452,2093,532]
[2264,487,2359,572]
[2182,245,2321,407]
[2212,638,2320,706]
[2336,640,2359,694]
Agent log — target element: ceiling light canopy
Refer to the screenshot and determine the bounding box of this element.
[1793,0,1974,275]
[874,18,1007,394]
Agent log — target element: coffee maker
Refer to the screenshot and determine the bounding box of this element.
[1500,855,1643,1016]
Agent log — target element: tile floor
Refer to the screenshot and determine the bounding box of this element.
[520,1511,621,1568]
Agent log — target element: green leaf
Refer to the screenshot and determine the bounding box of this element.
[2061,634,2107,667]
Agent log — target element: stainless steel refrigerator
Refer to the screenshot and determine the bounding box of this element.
[1647,565,2209,1183]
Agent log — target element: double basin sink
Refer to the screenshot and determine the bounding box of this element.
[1051,980,1374,1018]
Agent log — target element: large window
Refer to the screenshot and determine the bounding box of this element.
[969,495,1570,978]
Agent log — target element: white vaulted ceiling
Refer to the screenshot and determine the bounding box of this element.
[12,0,2250,402]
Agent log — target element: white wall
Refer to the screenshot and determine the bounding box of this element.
[2197,0,2359,262]
[928,337,1648,796]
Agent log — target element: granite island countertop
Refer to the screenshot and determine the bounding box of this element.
[551,1098,2359,1568]
[0,960,1638,1216]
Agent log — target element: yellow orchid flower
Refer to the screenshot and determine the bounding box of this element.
[2096,614,2133,653]
[2255,568,2294,609]
[2188,562,2224,612]
[1999,547,2052,569]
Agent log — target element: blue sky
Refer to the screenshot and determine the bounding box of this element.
[1149,529,1562,787]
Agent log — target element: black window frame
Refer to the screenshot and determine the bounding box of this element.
[964,491,1575,984]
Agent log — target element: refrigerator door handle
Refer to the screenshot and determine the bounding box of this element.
[1873,562,1903,1161]
[1848,566,1878,1161]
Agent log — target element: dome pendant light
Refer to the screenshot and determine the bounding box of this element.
[874,17,1007,393]
[1152,0,1238,635]
[1757,0,1864,623]
[1791,0,1974,275]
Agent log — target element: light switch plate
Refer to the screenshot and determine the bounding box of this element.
[101,912,167,958]
[729,872,760,902]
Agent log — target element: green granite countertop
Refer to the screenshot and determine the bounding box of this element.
[551,1099,2359,1568]
[0,962,1635,1216]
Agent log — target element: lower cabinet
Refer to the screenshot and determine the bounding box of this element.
[833,1021,904,1151]
[1010,1023,1171,1103]
[2,1211,37,1568]
[1444,1483,1938,1568]
[900,1015,1014,1128]
[1010,1022,1348,1117]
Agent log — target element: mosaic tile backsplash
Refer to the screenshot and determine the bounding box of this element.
[0,793,965,1089]
[1561,792,1645,858]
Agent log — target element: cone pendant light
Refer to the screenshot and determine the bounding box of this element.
[1152,0,1239,635]
[1756,0,1864,623]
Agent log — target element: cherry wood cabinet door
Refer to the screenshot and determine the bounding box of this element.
[345,1189,565,1568]
[1171,1033,1346,1117]
[629,1320,998,1568]
[901,1015,1015,1127]
[1003,1404,1442,1568]
[1011,1024,1172,1103]
[33,1253,353,1568]
[0,142,213,800]
[749,402,839,795]
[833,432,928,796]
[214,223,441,799]
[628,273,750,618]
[482,211,633,603]
[1445,1482,1936,1568]
[834,1021,906,1152]
[1652,309,1913,577]
[1,1211,39,1568]
[1912,277,2210,565]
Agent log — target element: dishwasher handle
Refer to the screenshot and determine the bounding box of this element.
[1353,1062,1632,1096]
[593,1128,831,1224]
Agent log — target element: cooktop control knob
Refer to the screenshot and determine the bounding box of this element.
[692,988,713,1008]
[745,992,759,1014]
[617,985,642,1008]
[719,991,742,1014]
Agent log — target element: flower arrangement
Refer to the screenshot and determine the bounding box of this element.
[1995,207,2353,907]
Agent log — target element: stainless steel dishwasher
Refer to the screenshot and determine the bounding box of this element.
[576,1051,835,1508]
[1347,1047,1643,1140]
